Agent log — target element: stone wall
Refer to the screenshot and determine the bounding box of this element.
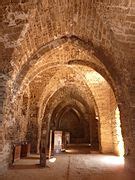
[0,0,135,174]
[56,108,90,144]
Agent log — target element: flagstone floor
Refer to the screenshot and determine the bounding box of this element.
[0,146,134,180]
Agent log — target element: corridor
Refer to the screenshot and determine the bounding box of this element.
[0,0,135,177]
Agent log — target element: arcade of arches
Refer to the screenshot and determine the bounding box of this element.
[0,0,135,178]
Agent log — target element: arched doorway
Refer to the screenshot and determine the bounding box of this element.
[2,37,130,170]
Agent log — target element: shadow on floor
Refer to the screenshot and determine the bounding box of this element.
[9,164,41,170]
[22,156,39,160]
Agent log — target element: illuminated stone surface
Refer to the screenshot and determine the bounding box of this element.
[0,146,134,180]
[0,0,135,176]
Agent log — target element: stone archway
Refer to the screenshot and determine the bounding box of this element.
[38,66,125,167]
[0,0,134,175]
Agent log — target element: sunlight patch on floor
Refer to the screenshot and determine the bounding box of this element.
[100,155,124,165]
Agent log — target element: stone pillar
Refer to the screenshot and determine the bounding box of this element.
[0,74,10,174]
[40,128,47,167]
[124,104,135,172]
[125,155,135,172]
[40,138,46,167]
[48,130,52,159]
[39,115,50,167]
[0,74,7,124]
[26,119,38,153]
[26,99,39,153]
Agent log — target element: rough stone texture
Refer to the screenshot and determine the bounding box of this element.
[0,0,135,174]
[0,150,134,180]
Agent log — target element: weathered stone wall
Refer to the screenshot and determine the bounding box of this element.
[1,0,134,77]
[0,74,11,173]
[26,92,39,153]
[0,83,30,173]
[0,0,135,174]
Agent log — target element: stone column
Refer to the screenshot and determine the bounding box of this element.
[40,129,47,167]
[48,130,52,159]
[40,138,46,167]
[124,104,135,172]
[0,73,10,174]
[124,62,135,172]
[26,98,39,153]
[39,114,50,167]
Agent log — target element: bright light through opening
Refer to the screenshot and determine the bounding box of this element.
[49,157,56,163]
[101,156,124,165]
[115,107,125,157]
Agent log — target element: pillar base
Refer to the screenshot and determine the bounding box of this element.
[40,152,46,167]
[124,155,135,172]
[0,163,8,175]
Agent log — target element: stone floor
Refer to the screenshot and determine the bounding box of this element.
[0,146,135,180]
